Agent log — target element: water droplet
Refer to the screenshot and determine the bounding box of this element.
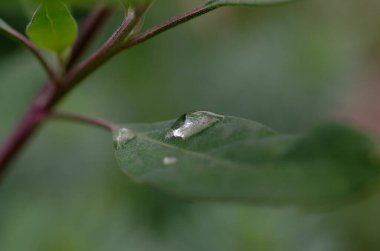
[163,157,177,166]
[114,128,135,150]
[166,111,224,140]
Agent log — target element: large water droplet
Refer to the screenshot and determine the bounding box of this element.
[166,111,224,140]
[163,156,177,166]
[114,128,135,150]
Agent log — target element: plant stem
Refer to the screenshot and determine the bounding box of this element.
[48,112,116,131]
[64,8,140,86]
[0,84,57,175]
[123,3,218,50]
[66,6,112,71]
[1,23,59,83]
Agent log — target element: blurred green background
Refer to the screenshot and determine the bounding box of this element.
[1,1,380,250]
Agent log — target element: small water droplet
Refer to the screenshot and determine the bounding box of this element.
[114,128,135,150]
[163,156,177,166]
[166,111,224,140]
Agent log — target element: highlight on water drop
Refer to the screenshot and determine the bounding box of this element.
[113,128,135,150]
[166,111,224,140]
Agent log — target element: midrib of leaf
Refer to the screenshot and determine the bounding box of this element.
[205,135,293,154]
[135,132,260,171]
[44,5,59,43]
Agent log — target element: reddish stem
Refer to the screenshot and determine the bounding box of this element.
[65,8,140,86]
[123,3,217,49]
[66,6,112,71]
[48,112,116,131]
[0,85,57,174]
[1,22,58,83]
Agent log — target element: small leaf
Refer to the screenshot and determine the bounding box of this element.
[114,111,380,206]
[26,0,78,52]
[206,0,296,7]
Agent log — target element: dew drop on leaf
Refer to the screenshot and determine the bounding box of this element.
[163,157,177,166]
[114,128,135,150]
[166,111,224,140]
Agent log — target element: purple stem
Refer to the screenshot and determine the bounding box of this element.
[1,23,58,83]
[49,112,116,131]
[123,3,217,49]
[0,85,57,174]
[66,6,112,71]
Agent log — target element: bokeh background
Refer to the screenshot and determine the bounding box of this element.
[1,0,380,250]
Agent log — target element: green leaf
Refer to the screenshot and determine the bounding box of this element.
[26,0,78,52]
[113,111,380,206]
[206,0,296,7]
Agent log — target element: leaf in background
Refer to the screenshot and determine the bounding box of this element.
[20,0,40,18]
[26,0,78,52]
[122,0,155,8]
[206,0,296,7]
[113,111,380,206]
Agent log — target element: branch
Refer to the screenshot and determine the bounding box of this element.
[66,6,112,71]
[0,84,56,173]
[48,112,116,131]
[0,19,59,83]
[64,7,143,86]
[123,3,218,50]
